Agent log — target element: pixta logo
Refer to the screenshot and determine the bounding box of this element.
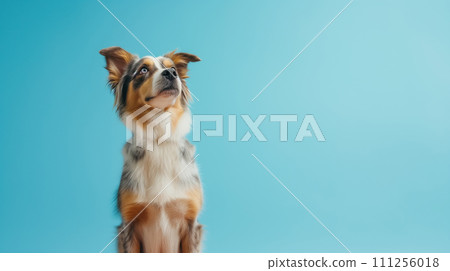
[192,114,325,142]
[125,105,172,151]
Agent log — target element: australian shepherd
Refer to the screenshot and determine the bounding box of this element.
[100,47,203,253]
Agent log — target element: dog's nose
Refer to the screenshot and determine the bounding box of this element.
[161,67,178,80]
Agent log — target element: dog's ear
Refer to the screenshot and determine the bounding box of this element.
[100,47,135,89]
[165,51,201,79]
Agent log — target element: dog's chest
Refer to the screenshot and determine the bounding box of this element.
[123,140,200,204]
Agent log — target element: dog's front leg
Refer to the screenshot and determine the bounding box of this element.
[117,223,142,253]
[180,221,203,253]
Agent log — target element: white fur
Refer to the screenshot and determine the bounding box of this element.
[122,108,200,205]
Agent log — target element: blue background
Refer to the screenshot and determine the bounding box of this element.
[0,0,449,252]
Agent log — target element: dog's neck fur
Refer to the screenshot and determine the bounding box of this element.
[122,107,191,146]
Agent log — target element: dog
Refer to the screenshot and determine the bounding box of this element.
[100,47,203,253]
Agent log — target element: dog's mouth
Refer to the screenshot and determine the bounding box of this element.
[159,87,179,96]
[145,87,180,102]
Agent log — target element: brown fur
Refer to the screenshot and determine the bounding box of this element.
[118,194,203,253]
[99,47,135,107]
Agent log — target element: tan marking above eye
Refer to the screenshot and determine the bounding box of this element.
[143,58,155,66]
[162,58,175,68]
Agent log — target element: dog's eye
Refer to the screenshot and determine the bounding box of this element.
[139,67,148,74]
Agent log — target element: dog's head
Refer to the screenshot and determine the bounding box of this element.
[100,47,200,115]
